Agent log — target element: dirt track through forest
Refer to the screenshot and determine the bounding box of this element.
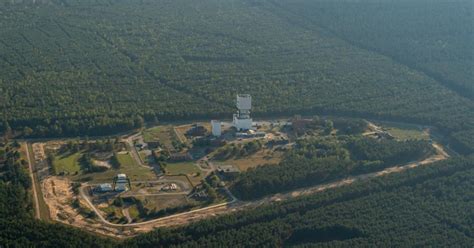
[79,141,449,235]
[24,143,41,219]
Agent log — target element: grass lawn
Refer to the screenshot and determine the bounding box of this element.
[174,125,190,144]
[213,149,284,171]
[53,152,82,174]
[142,126,162,143]
[117,153,137,167]
[138,151,150,164]
[128,205,140,220]
[73,152,157,183]
[143,125,177,150]
[164,162,201,175]
[384,124,429,141]
[100,206,115,216]
[140,194,189,212]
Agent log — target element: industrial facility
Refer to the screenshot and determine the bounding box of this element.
[211,120,221,136]
[233,94,253,131]
[113,174,131,192]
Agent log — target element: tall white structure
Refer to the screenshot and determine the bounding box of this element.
[233,94,253,130]
[211,120,222,136]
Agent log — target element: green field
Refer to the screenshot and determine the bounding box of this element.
[383,124,430,141]
[164,162,201,175]
[72,152,157,183]
[138,151,150,164]
[143,125,177,149]
[128,205,140,221]
[53,152,82,174]
[117,153,138,167]
[142,126,162,143]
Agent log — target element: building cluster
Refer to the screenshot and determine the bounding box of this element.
[211,94,254,138]
[186,124,207,136]
[236,130,266,138]
[96,173,131,193]
[162,183,178,191]
[96,183,113,192]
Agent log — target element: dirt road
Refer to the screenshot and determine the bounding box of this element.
[78,141,449,235]
[24,143,41,219]
[123,133,152,169]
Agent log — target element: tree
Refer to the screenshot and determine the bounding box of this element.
[110,152,121,169]
[22,127,33,137]
[113,197,124,207]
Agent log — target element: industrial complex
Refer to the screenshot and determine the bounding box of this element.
[28,93,293,237]
[232,94,253,131]
[20,91,448,239]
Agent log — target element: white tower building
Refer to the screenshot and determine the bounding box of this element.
[211,120,222,136]
[233,94,253,130]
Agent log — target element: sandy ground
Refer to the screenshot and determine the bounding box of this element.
[66,141,449,238]
[42,176,139,238]
[130,142,449,233]
[43,177,84,223]
[93,159,112,169]
[38,120,450,239]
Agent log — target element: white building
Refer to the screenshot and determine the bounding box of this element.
[233,94,253,130]
[97,183,113,192]
[211,120,222,136]
[115,173,129,192]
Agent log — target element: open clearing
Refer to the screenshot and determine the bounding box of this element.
[71,152,156,183]
[117,152,138,167]
[29,118,451,239]
[138,195,191,212]
[142,125,177,149]
[378,122,430,140]
[386,126,429,140]
[80,141,449,237]
[54,152,82,174]
[214,149,284,171]
[165,162,201,175]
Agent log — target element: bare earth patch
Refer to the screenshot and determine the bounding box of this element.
[42,176,138,238]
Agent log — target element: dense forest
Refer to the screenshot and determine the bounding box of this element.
[2,144,473,246]
[0,0,472,155]
[124,156,474,247]
[231,136,434,199]
[277,0,474,99]
[0,0,473,246]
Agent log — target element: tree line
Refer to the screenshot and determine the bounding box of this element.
[0,0,473,155]
[231,136,434,200]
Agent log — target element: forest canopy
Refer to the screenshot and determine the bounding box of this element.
[0,0,472,154]
[0,0,473,246]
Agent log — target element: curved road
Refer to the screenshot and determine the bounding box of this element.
[79,142,449,230]
[123,133,153,169]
